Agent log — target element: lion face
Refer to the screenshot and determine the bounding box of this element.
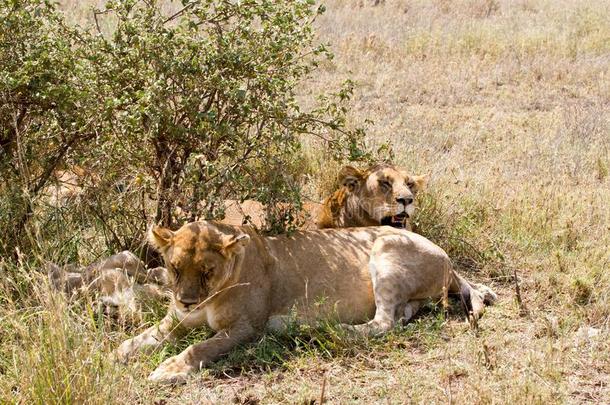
[148,222,250,313]
[339,164,426,227]
[95,269,139,319]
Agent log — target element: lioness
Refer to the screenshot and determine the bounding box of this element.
[116,221,496,384]
[47,251,169,320]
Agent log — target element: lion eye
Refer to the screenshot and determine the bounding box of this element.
[380,180,392,189]
[200,267,214,283]
[406,180,415,188]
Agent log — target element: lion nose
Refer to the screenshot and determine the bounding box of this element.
[396,197,413,206]
[177,296,199,308]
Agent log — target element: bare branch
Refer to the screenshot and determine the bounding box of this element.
[163,1,197,24]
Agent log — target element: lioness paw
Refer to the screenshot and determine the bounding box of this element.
[148,355,192,385]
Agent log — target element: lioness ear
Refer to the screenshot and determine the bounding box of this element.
[220,233,250,257]
[338,166,363,192]
[407,174,428,194]
[148,225,174,251]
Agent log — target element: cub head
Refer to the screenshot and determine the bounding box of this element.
[339,164,427,227]
[148,221,250,313]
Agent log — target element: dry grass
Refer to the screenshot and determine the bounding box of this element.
[1,0,609,403]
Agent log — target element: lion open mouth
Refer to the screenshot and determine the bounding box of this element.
[381,212,408,228]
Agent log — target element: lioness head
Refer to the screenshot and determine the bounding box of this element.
[338,164,426,227]
[148,222,250,313]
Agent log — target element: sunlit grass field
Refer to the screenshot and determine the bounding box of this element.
[1,0,608,403]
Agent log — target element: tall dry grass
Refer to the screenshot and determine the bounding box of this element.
[1,0,609,403]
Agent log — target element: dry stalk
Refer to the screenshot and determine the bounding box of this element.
[512,266,528,316]
[319,370,328,404]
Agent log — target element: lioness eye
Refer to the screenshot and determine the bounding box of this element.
[407,180,415,188]
[380,180,391,188]
[200,267,214,283]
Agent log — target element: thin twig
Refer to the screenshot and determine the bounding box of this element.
[319,370,328,404]
[442,261,450,320]
[154,145,178,225]
[12,110,30,187]
[163,1,197,24]
[512,266,528,316]
[93,9,112,38]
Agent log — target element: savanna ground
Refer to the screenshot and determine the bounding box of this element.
[1,0,609,403]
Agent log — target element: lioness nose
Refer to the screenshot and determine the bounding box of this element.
[396,197,413,206]
[177,296,199,307]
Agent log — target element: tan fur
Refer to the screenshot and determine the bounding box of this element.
[47,251,169,321]
[221,199,267,228]
[52,165,425,319]
[316,164,426,230]
[116,221,495,384]
[221,165,426,231]
[218,199,320,230]
[42,165,99,208]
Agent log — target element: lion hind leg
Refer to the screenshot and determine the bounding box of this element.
[402,299,425,323]
[351,298,425,335]
[341,250,405,336]
[340,306,396,336]
[265,315,301,334]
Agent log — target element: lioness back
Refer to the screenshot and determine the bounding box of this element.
[261,226,441,324]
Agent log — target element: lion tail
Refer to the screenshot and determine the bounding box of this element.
[449,269,497,321]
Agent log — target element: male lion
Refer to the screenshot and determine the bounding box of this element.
[316,164,426,230]
[116,221,496,384]
[207,164,426,231]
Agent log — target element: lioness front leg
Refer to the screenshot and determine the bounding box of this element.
[148,322,256,384]
[116,312,185,363]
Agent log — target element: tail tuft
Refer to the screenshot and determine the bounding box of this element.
[473,283,498,306]
[453,274,487,321]
[459,283,473,315]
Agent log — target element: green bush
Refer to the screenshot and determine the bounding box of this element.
[0,0,98,256]
[0,0,370,260]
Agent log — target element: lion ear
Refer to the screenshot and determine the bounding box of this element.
[407,174,428,194]
[148,225,174,251]
[338,166,363,192]
[220,233,250,257]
